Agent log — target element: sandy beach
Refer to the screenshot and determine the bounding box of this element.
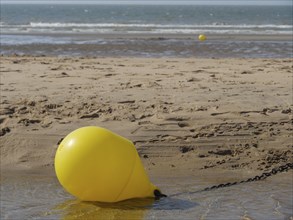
[1,3,292,219]
[1,55,292,175]
[1,55,293,219]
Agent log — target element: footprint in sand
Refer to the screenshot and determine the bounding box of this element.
[0,127,11,136]
[18,118,41,126]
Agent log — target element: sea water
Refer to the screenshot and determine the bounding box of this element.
[1,4,292,35]
[0,4,292,58]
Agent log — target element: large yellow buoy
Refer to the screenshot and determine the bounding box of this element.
[55,126,162,202]
[198,34,207,41]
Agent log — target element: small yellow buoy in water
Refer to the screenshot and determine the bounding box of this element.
[198,34,207,41]
[55,126,163,202]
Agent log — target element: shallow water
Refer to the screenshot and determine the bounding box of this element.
[1,170,292,220]
[1,35,292,58]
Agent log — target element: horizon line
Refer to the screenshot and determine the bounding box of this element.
[1,1,292,6]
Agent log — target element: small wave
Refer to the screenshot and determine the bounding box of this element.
[27,22,292,29]
[129,29,293,35]
[0,22,291,35]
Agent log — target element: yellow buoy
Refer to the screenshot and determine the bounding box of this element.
[198,34,207,41]
[55,126,162,202]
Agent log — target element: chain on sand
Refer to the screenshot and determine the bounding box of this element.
[202,163,293,192]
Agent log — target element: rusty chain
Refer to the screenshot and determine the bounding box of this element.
[202,162,293,192]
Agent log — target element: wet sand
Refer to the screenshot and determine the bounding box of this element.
[1,170,292,219]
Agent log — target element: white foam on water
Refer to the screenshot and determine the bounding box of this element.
[1,22,292,35]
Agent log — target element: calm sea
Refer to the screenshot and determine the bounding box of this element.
[0,4,292,57]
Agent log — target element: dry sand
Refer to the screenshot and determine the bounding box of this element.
[0,56,292,183]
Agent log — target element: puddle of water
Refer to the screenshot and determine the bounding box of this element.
[1,170,292,220]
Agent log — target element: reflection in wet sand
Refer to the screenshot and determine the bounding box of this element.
[54,199,151,220]
[53,196,197,219]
